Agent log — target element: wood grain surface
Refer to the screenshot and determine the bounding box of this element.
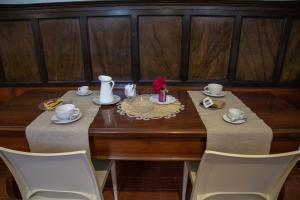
[0,3,299,86]
[139,16,182,80]
[189,17,234,80]
[89,17,132,80]
[39,19,84,81]
[0,87,300,160]
[236,18,283,81]
[281,19,300,81]
[0,21,40,82]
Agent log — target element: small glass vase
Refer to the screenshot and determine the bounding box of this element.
[158,88,167,102]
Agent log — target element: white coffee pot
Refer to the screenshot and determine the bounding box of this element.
[98,75,115,103]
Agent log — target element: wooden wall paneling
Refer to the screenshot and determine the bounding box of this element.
[189,16,234,80]
[0,2,299,86]
[0,56,5,83]
[0,20,40,82]
[281,19,300,81]
[79,16,92,82]
[228,15,242,81]
[39,18,85,81]
[236,17,283,81]
[180,14,191,81]
[131,14,141,82]
[31,19,48,83]
[272,17,292,83]
[180,15,191,81]
[139,16,182,80]
[88,17,131,80]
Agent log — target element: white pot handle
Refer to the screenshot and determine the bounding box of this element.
[110,81,115,93]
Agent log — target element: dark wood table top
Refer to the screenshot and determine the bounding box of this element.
[0,87,300,140]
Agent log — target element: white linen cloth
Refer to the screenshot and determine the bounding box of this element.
[188,91,273,154]
[26,91,99,158]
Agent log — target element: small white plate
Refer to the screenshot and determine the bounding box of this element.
[38,98,63,111]
[149,94,176,105]
[51,112,82,124]
[203,90,226,97]
[76,90,93,96]
[223,114,246,124]
[92,95,121,105]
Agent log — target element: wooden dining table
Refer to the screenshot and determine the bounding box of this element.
[0,87,300,161]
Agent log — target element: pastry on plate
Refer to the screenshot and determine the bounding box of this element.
[43,98,63,110]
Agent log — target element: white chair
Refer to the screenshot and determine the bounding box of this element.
[0,147,118,200]
[182,150,300,200]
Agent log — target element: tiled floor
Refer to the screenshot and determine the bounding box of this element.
[1,160,299,200]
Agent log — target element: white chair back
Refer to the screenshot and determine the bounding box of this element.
[192,150,300,200]
[0,147,101,200]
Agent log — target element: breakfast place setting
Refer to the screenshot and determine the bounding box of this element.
[35,75,263,133]
[25,75,187,156]
[0,73,299,200]
[188,83,272,154]
[39,75,185,125]
[28,74,272,157]
[197,83,247,124]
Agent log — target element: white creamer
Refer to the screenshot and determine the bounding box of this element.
[98,75,115,103]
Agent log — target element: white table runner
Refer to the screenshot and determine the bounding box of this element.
[26,91,99,158]
[188,91,273,154]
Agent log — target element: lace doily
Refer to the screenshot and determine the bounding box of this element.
[117,95,184,120]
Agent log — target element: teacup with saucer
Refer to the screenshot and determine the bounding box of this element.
[203,83,226,97]
[77,86,93,96]
[51,104,82,124]
[223,108,247,124]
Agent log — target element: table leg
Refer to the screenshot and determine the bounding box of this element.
[6,175,21,199]
[278,182,285,200]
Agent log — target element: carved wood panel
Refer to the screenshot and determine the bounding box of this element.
[39,18,84,81]
[236,18,283,81]
[0,21,40,82]
[189,17,234,80]
[139,16,182,80]
[0,4,299,86]
[281,19,300,81]
[88,17,131,80]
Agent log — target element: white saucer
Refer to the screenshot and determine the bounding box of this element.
[149,94,176,105]
[76,90,93,96]
[51,112,82,124]
[203,90,226,97]
[92,95,121,105]
[223,114,246,124]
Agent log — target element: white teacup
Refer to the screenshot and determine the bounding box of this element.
[227,108,245,122]
[78,86,89,95]
[55,104,79,120]
[204,83,223,95]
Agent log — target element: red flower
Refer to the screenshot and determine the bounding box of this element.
[153,76,167,93]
